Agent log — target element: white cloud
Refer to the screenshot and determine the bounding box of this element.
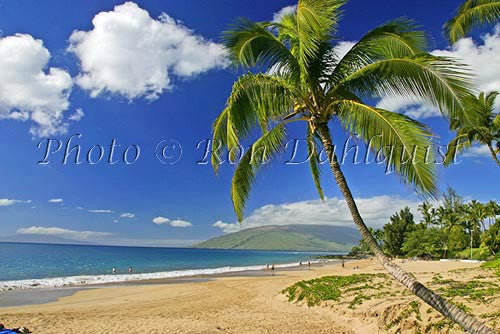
[272,5,297,23]
[0,199,25,206]
[461,145,492,158]
[17,226,113,240]
[170,219,192,227]
[120,212,135,219]
[152,216,192,227]
[89,209,113,213]
[377,25,500,119]
[0,34,73,137]
[68,108,85,121]
[212,220,241,234]
[377,98,440,119]
[68,2,227,100]
[152,217,169,224]
[213,195,422,234]
[48,198,63,203]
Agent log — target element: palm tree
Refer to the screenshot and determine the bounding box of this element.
[445,0,500,44]
[445,91,500,166]
[485,200,500,227]
[469,200,489,231]
[212,1,493,332]
[418,201,436,227]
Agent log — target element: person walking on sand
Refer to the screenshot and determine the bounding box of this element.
[341,260,345,268]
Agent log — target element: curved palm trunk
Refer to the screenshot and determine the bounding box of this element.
[315,123,495,334]
[486,143,500,167]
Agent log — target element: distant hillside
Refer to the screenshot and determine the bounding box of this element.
[0,234,95,246]
[194,225,360,252]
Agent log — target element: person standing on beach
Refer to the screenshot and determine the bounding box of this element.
[308,261,311,267]
[341,260,345,268]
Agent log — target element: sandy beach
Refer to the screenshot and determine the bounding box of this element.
[1,259,498,333]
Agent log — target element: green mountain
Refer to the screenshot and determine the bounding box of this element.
[194,225,360,252]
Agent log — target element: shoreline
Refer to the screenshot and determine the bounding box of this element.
[1,259,495,334]
[0,261,334,307]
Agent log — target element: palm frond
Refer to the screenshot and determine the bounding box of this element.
[231,124,287,221]
[211,108,229,174]
[333,55,476,122]
[484,91,499,111]
[445,0,500,44]
[307,125,324,200]
[331,19,428,84]
[221,73,295,153]
[336,100,438,197]
[222,19,300,80]
[444,133,472,166]
[295,0,346,82]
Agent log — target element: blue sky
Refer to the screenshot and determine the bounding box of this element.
[0,0,498,246]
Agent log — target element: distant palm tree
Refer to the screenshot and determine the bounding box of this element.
[469,200,489,231]
[485,200,500,227]
[445,0,500,44]
[212,1,493,332]
[445,91,500,166]
[418,201,436,227]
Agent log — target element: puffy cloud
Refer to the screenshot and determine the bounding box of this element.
[0,34,73,137]
[152,216,192,227]
[0,199,28,206]
[460,145,492,158]
[212,220,241,234]
[89,209,113,213]
[68,2,227,100]
[120,212,135,219]
[17,226,113,239]
[48,198,63,203]
[376,98,440,119]
[213,195,422,233]
[377,25,500,119]
[272,5,297,23]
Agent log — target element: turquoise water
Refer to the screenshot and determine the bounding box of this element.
[0,243,340,289]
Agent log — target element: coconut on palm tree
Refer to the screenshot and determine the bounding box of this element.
[445,0,500,44]
[211,0,493,332]
[445,91,500,166]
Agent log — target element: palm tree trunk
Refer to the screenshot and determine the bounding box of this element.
[486,143,500,166]
[315,123,495,334]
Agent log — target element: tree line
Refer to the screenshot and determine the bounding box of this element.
[351,188,500,260]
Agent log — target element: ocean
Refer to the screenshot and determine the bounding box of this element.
[0,242,341,290]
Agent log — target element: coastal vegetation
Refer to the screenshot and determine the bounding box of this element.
[350,189,500,260]
[212,0,497,332]
[283,255,500,332]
